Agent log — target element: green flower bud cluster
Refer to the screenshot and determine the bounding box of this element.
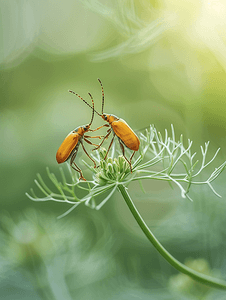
[95,148,131,185]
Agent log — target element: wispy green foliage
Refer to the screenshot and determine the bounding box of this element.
[26,124,226,217]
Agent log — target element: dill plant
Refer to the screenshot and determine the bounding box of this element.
[26,124,226,290]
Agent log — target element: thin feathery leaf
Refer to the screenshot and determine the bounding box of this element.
[57,203,81,219]
[36,173,52,194]
[27,124,226,215]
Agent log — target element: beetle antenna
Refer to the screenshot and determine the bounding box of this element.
[68,90,101,116]
[88,93,95,126]
[97,78,104,115]
[88,93,102,118]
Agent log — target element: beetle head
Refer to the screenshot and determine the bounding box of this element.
[83,124,90,132]
[102,114,118,124]
[102,114,108,121]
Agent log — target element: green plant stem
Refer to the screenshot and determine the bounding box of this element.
[117,184,226,290]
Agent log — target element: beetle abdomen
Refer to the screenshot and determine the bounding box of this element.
[56,132,80,163]
[111,119,140,151]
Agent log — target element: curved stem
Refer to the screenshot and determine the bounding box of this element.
[117,184,226,290]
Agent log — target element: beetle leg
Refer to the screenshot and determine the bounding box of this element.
[83,137,100,148]
[129,150,136,164]
[118,139,132,172]
[84,135,105,139]
[89,124,110,132]
[70,147,78,165]
[93,128,112,150]
[80,140,97,168]
[70,149,86,181]
[104,133,115,160]
[72,163,86,181]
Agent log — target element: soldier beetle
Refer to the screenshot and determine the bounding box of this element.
[56,96,100,181]
[69,79,140,171]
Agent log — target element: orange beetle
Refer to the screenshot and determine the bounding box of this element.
[69,79,140,171]
[56,96,99,181]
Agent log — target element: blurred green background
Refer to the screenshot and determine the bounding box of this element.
[1,1,226,299]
